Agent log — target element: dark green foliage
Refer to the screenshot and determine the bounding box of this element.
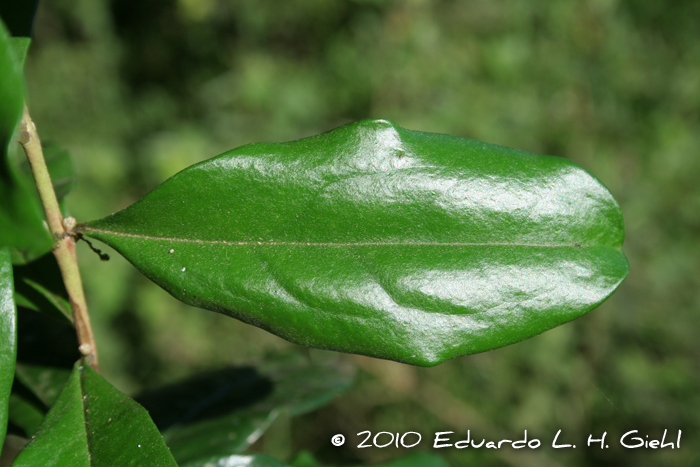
[14,306,79,406]
[12,361,179,467]
[17,143,76,206]
[0,249,17,442]
[0,0,39,37]
[194,454,288,467]
[137,355,354,466]
[291,451,451,467]
[13,254,72,323]
[7,391,44,439]
[84,119,626,365]
[0,19,53,263]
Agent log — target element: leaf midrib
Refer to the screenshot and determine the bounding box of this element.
[84,227,597,248]
[78,365,95,467]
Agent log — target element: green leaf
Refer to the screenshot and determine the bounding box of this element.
[256,354,355,417]
[84,119,629,366]
[6,140,77,264]
[0,19,53,263]
[6,141,77,264]
[13,306,80,407]
[17,143,76,205]
[171,407,279,467]
[10,37,31,67]
[361,453,451,467]
[139,366,277,464]
[3,302,80,445]
[185,454,288,467]
[7,392,45,438]
[138,354,354,467]
[14,363,72,408]
[42,143,76,203]
[0,248,17,442]
[289,451,325,467]
[12,361,179,467]
[290,451,452,467]
[0,18,25,159]
[13,254,72,323]
[4,305,78,442]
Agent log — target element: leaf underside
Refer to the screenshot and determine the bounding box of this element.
[85,119,628,366]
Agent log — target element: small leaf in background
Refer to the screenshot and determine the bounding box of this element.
[186,454,288,467]
[361,453,451,467]
[0,21,23,135]
[0,19,53,263]
[1,306,79,461]
[85,119,628,366]
[0,248,17,442]
[256,354,355,417]
[0,0,39,38]
[12,361,178,467]
[9,37,30,67]
[6,140,77,264]
[13,254,72,324]
[290,451,326,467]
[14,306,79,407]
[39,143,75,203]
[290,451,451,467]
[139,365,278,464]
[138,354,354,467]
[13,364,71,410]
[7,391,45,439]
[16,143,76,206]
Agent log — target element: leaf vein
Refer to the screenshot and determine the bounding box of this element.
[84,228,587,248]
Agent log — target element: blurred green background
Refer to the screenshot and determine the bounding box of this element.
[21,0,700,465]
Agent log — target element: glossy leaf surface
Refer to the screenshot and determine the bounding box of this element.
[186,454,288,467]
[0,248,17,442]
[85,119,628,365]
[138,354,354,467]
[0,19,53,262]
[12,361,178,467]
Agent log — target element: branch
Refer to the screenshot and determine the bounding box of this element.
[19,106,99,371]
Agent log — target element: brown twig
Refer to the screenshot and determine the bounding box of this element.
[18,106,99,371]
